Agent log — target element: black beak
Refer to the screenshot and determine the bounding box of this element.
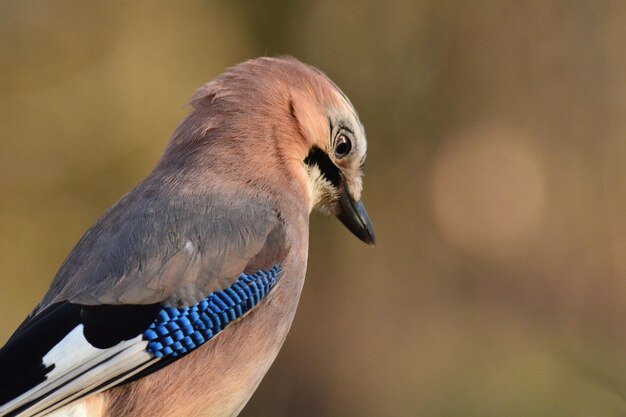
[336,187,376,245]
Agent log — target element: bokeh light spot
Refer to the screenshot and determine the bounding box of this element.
[431,125,546,259]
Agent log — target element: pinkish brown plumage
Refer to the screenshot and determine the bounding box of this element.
[0,57,373,417]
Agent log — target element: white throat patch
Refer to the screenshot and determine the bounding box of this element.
[304,163,339,215]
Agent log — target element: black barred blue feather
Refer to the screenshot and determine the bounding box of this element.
[144,266,281,358]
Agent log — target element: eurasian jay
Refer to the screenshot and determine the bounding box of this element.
[0,56,374,417]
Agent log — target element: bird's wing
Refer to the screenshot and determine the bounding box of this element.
[0,183,288,417]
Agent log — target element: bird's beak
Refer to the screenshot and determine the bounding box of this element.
[336,186,376,245]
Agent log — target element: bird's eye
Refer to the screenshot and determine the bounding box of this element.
[334,134,352,159]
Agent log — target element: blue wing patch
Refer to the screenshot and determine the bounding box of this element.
[143,265,281,358]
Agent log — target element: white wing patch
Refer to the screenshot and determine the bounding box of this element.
[44,326,102,377]
[0,325,153,417]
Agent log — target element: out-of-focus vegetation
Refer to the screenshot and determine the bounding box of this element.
[1,1,625,416]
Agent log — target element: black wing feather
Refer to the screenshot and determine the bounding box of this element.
[0,302,162,407]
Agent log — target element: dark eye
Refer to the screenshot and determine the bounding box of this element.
[334,134,352,159]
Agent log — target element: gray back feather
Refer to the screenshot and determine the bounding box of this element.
[38,177,285,310]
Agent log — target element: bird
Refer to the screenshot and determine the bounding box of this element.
[0,56,374,417]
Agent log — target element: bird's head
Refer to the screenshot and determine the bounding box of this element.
[295,81,375,246]
[272,58,375,245]
[167,57,375,245]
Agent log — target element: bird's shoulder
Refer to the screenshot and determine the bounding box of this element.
[41,178,289,309]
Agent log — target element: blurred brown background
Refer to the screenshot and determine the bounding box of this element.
[1,1,625,416]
